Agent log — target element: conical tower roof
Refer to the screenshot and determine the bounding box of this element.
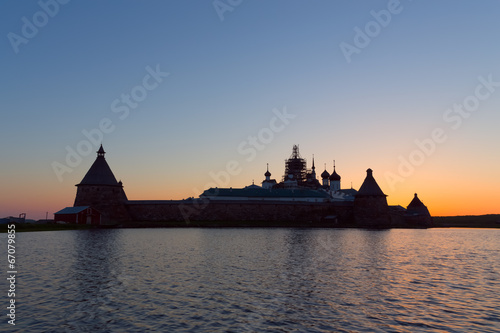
[407,193,425,210]
[77,145,120,186]
[356,168,386,196]
[406,193,431,217]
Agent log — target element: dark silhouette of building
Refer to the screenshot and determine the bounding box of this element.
[321,166,330,187]
[405,193,433,227]
[329,161,341,191]
[261,164,277,189]
[54,206,102,225]
[73,145,130,222]
[354,168,391,227]
[283,145,308,185]
[55,144,432,227]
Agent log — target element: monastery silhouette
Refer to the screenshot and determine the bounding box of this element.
[55,145,432,228]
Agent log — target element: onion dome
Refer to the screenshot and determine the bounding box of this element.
[329,161,341,181]
[265,163,271,177]
[329,168,341,181]
[321,163,330,179]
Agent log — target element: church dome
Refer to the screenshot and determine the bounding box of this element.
[329,169,341,181]
[321,170,330,179]
[264,163,271,177]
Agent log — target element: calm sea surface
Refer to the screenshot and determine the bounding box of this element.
[6,228,500,332]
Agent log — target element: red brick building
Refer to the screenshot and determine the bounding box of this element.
[54,206,102,225]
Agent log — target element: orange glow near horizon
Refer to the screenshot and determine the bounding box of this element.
[3,1,500,223]
[2,175,499,221]
[1,145,499,221]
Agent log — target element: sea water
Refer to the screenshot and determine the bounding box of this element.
[6,228,500,332]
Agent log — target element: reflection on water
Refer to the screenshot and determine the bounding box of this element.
[65,230,123,331]
[10,228,500,332]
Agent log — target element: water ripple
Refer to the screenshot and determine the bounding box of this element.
[6,228,500,332]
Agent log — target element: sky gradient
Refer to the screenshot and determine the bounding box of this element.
[1,0,500,220]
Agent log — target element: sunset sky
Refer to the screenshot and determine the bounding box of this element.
[1,0,499,220]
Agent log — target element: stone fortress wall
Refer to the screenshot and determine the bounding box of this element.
[70,145,433,228]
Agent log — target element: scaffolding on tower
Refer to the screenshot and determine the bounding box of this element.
[283,145,307,183]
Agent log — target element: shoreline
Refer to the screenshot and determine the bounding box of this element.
[3,214,499,232]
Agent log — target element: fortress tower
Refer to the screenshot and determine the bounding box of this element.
[74,145,130,222]
[353,168,390,227]
[406,193,433,227]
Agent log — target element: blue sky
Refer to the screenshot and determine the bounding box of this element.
[1,0,500,219]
